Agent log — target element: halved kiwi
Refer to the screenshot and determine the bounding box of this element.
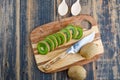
[44,38,54,51]
[60,29,72,42]
[46,35,58,48]
[56,32,66,45]
[53,33,61,46]
[37,41,50,55]
[74,26,83,39]
[66,25,77,39]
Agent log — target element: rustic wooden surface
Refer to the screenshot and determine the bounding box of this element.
[0,0,120,80]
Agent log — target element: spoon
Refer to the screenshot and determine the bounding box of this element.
[71,0,81,16]
[58,0,68,16]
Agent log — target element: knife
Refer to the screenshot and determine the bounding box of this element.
[42,32,95,70]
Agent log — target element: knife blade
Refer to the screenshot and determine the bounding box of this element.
[42,32,95,70]
[66,31,95,54]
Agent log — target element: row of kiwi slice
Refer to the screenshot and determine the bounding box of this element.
[37,25,83,55]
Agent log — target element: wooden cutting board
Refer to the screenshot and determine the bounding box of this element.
[30,14,104,73]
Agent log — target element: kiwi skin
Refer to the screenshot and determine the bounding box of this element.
[68,66,87,80]
[79,43,99,59]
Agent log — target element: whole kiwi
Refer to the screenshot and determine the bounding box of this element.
[68,66,87,80]
[79,42,99,59]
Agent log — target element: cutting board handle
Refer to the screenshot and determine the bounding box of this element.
[68,14,97,29]
[79,14,97,26]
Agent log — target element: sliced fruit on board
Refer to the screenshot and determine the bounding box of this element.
[30,14,104,73]
[44,38,54,51]
[46,35,58,48]
[56,32,67,45]
[53,33,61,46]
[60,29,72,42]
[74,26,83,39]
[37,41,50,55]
[66,25,77,39]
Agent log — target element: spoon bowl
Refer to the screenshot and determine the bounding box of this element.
[71,0,81,16]
[58,0,68,16]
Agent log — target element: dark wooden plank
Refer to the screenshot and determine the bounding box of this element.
[0,0,20,80]
[19,0,54,80]
[19,1,28,80]
[93,0,120,80]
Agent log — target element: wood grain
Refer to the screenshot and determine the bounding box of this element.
[30,15,104,73]
[0,0,120,80]
[93,0,120,80]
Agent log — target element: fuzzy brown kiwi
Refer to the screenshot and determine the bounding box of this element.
[68,66,87,80]
[79,42,99,59]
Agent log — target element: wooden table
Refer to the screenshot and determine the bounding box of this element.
[0,0,120,80]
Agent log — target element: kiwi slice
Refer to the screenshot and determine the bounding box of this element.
[66,25,77,39]
[56,32,66,45]
[53,33,61,46]
[60,29,72,42]
[46,35,58,48]
[37,41,50,55]
[74,26,83,39]
[44,38,54,51]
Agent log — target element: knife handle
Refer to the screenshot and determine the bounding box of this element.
[42,52,68,70]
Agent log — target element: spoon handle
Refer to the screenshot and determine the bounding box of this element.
[63,0,65,2]
[77,0,80,2]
